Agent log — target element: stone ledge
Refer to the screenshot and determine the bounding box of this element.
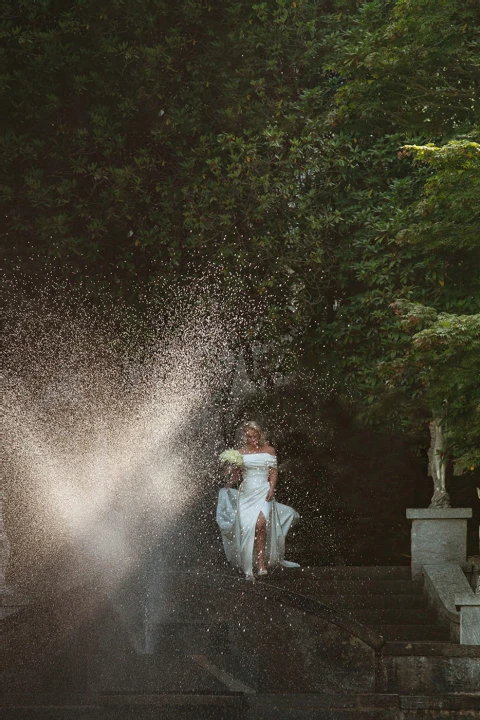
[423,563,471,622]
[4,693,480,712]
[0,693,246,707]
[407,508,472,519]
[400,695,480,711]
[248,694,400,709]
[455,594,480,608]
[381,641,480,657]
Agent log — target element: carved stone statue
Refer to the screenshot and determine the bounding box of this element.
[427,419,451,509]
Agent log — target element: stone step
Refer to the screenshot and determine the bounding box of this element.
[398,694,480,717]
[0,694,246,720]
[377,642,480,695]
[248,694,399,719]
[306,566,412,580]
[318,593,428,610]
[3,693,480,720]
[345,608,432,625]
[87,653,229,694]
[382,641,480,657]
[267,568,450,644]
[275,578,424,595]
[370,624,450,642]
[247,693,480,719]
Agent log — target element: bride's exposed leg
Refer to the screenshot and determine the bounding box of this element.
[254,512,267,572]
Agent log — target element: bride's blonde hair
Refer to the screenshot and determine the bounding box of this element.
[242,420,267,445]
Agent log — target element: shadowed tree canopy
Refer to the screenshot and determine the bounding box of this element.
[1,0,479,468]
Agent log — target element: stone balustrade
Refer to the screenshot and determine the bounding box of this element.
[407,507,479,645]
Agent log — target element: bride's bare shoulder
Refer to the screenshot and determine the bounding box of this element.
[264,445,276,455]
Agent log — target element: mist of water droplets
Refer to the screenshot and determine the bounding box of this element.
[1,277,248,592]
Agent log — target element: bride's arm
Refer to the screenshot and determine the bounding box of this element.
[266,466,277,501]
[224,466,242,488]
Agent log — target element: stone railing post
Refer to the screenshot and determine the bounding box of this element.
[455,595,480,645]
[406,508,472,579]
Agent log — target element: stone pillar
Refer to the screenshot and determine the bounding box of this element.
[406,508,472,579]
[455,595,480,645]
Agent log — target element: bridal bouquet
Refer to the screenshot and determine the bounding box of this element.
[219,449,244,467]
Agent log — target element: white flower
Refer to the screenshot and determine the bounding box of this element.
[219,449,244,467]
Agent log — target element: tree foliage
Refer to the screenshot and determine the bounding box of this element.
[1,0,479,467]
[312,0,480,470]
[326,0,480,134]
[383,301,480,469]
[1,0,331,302]
[399,138,480,253]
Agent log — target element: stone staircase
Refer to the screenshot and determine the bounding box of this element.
[264,564,480,713]
[270,565,450,643]
[2,567,480,720]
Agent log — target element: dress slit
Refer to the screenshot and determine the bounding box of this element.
[258,500,272,524]
[216,452,300,575]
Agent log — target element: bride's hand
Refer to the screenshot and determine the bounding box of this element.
[266,486,275,502]
[225,467,241,489]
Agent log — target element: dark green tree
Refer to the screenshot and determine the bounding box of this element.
[2,0,479,467]
[304,0,480,471]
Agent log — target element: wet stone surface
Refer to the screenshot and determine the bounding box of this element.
[2,567,480,719]
[1,568,376,697]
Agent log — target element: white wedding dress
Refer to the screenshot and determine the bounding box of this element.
[216,453,299,576]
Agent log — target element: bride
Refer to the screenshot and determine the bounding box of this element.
[216,420,299,580]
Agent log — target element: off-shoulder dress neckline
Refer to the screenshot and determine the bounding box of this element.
[241,451,276,456]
